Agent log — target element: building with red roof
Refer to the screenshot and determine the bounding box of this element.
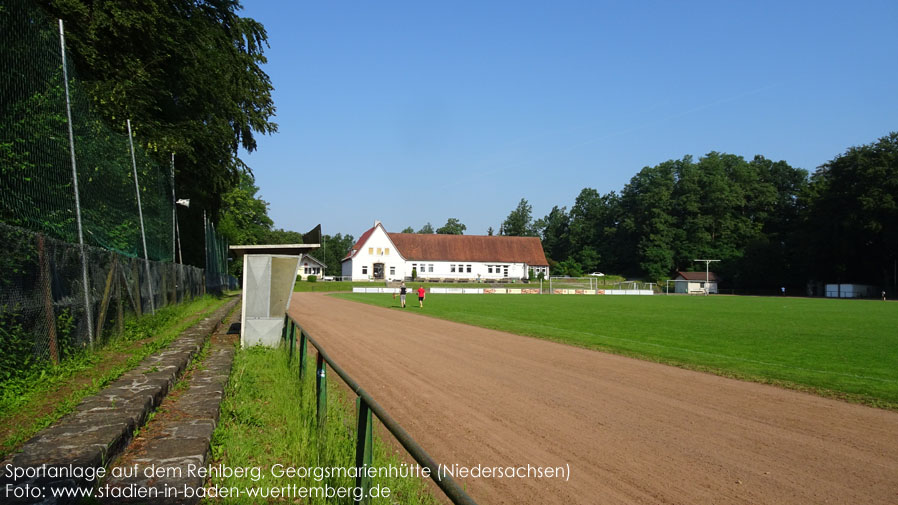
[341,221,549,281]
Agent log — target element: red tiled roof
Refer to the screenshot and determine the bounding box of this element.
[342,224,550,266]
[675,271,720,281]
[342,226,377,261]
[388,233,549,265]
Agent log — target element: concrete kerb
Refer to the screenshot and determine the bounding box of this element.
[1,296,240,504]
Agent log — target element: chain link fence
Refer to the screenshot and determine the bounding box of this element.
[0,0,231,384]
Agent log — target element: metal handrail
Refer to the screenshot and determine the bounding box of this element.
[283,315,478,505]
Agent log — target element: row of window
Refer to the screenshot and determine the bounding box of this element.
[360,265,397,276]
[368,247,390,255]
[303,267,321,275]
[358,263,517,277]
[488,265,509,276]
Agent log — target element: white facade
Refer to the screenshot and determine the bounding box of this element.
[296,254,326,280]
[341,224,407,281]
[341,222,549,282]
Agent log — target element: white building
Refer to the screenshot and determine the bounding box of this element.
[296,255,326,280]
[673,271,719,294]
[341,221,549,281]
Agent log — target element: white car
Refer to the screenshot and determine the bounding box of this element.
[587,272,605,277]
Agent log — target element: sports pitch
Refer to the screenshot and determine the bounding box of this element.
[335,293,898,408]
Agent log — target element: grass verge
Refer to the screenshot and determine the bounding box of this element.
[207,343,438,505]
[0,295,231,460]
[334,293,898,410]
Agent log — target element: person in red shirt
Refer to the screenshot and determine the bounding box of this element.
[417,286,426,308]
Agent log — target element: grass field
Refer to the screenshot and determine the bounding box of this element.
[334,293,898,409]
[208,344,437,505]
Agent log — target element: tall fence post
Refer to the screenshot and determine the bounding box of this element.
[355,398,373,504]
[37,234,59,364]
[58,19,94,348]
[316,352,327,429]
[127,119,155,315]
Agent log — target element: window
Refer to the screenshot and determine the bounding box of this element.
[467,265,472,273]
[450,264,456,273]
[362,266,368,275]
[428,264,434,272]
[503,266,509,276]
[377,248,382,255]
[488,266,493,274]
[412,263,417,272]
[390,266,396,275]
[385,248,389,255]
[368,247,373,255]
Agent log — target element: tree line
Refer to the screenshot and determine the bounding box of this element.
[495,132,897,292]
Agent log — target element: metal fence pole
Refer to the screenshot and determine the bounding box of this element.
[354,397,373,504]
[316,352,327,428]
[299,329,308,380]
[127,119,156,315]
[59,19,94,348]
[170,153,176,263]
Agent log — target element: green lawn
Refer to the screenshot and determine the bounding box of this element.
[334,293,898,409]
[208,344,437,505]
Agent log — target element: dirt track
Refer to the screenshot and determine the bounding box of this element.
[288,293,898,505]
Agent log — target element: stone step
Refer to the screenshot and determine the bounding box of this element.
[101,310,241,504]
[1,296,240,504]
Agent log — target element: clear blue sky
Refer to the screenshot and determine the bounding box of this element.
[238,0,898,240]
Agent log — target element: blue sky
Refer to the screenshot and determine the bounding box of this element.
[238,0,898,239]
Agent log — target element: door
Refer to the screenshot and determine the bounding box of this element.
[373,263,385,280]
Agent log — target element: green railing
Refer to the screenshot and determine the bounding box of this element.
[282,315,478,505]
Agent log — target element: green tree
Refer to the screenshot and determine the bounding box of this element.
[500,198,537,236]
[319,233,355,278]
[37,0,277,264]
[436,218,466,235]
[417,223,434,234]
[534,206,571,263]
[218,172,273,246]
[619,162,677,281]
[806,132,898,288]
[400,226,415,233]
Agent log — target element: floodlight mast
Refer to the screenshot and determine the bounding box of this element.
[693,259,720,287]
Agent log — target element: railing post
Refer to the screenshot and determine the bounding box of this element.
[281,314,288,342]
[288,320,295,361]
[354,397,373,504]
[299,329,308,380]
[316,352,327,428]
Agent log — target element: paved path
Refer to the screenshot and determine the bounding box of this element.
[289,292,898,505]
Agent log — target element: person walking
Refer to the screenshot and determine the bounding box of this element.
[417,285,426,308]
[883,290,888,301]
[399,282,408,308]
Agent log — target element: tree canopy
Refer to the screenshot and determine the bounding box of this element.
[528,133,897,292]
[500,198,538,237]
[37,0,277,265]
[436,218,466,235]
